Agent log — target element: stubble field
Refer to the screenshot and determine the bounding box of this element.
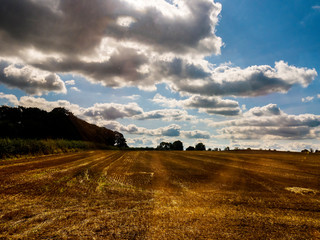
[0,150,319,239]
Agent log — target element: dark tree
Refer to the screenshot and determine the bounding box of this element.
[114,131,128,148]
[186,146,195,151]
[157,142,171,150]
[171,140,183,151]
[195,143,206,151]
[0,106,121,146]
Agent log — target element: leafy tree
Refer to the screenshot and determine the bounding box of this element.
[224,146,230,151]
[186,146,195,151]
[172,140,183,151]
[157,142,171,150]
[114,131,128,148]
[195,143,206,151]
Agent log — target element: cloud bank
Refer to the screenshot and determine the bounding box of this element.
[0,0,317,96]
[212,104,320,140]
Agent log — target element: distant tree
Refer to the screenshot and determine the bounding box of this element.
[214,148,219,151]
[224,146,230,151]
[157,142,171,150]
[195,143,206,151]
[207,148,212,151]
[186,146,195,151]
[301,149,309,153]
[310,148,314,153]
[172,140,183,151]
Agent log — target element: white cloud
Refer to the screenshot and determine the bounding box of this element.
[0,92,19,105]
[0,0,316,97]
[83,102,144,121]
[0,59,66,95]
[106,122,182,137]
[244,104,282,117]
[135,109,195,121]
[125,95,140,100]
[302,96,314,103]
[211,104,320,140]
[65,80,75,85]
[152,93,241,116]
[167,60,317,97]
[70,87,81,92]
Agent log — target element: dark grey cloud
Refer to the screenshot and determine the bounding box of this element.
[0,0,317,96]
[161,126,180,137]
[135,109,194,121]
[31,48,149,87]
[182,130,210,139]
[152,94,241,116]
[83,103,143,120]
[0,0,221,57]
[0,0,222,89]
[0,0,112,56]
[105,0,222,55]
[205,109,241,116]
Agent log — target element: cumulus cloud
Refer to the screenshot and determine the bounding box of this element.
[135,109,194,121]
[153,93,241,116]
[167,60,317,97]
[104,121,182,137]
[244,104,282,117]
[0,93,201,138]
[0,92,19,105]
[0,59,66,95]
[0,0,222,90]
[82,103,144,121]
[0,94,82,114]
[181,130,211,139]
[0,93,144,121]
[0,0,316,96]
[211,104,320,140]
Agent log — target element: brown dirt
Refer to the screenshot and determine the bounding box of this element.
[0,150,319,239]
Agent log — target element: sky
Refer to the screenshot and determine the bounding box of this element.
[0,0,320,151]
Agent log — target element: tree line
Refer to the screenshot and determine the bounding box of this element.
[156,141,207,151]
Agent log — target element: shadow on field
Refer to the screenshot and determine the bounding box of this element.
[0,150,319,239]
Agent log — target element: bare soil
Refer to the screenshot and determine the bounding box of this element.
[0,150,319,239]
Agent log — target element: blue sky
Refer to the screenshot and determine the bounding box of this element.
[0,0,320,150]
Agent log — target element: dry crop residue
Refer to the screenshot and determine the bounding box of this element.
[0,150,319,239]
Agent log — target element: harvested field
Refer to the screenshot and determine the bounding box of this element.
[0,150,319,239]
